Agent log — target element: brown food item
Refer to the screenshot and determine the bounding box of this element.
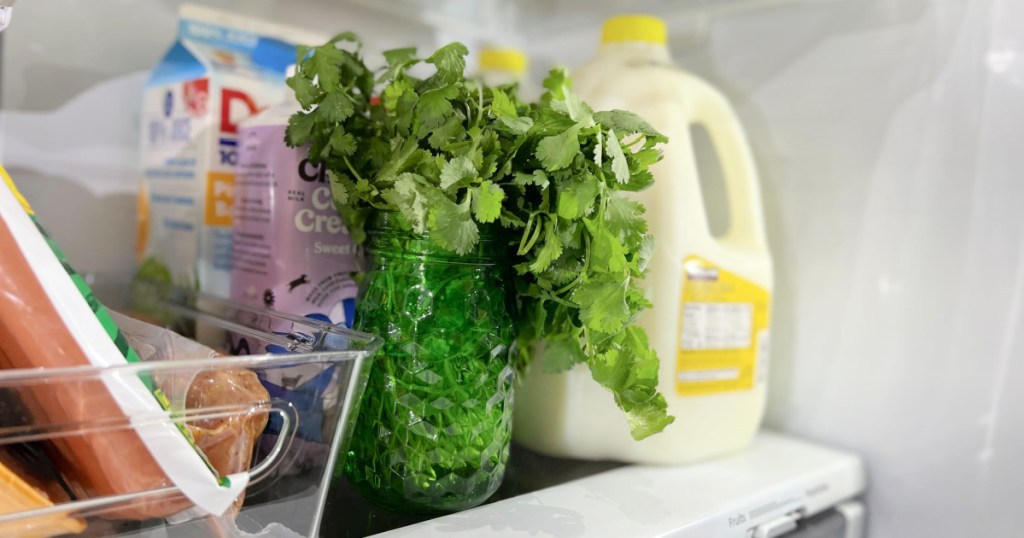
[0,221,190,520]
[0,447,85,537]
[185,369,270,513]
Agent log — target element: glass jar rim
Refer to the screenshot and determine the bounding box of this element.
[366,210,509,264]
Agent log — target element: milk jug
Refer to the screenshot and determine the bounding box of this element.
[479,47,527,85]
[478,47,533,98]
[513,15,774,464]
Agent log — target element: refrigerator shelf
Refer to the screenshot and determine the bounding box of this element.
[325,432,865,538]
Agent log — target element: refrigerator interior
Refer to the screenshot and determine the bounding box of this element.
[3,0,1023,536]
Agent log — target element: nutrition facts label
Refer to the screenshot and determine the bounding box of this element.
[680,302,753,350]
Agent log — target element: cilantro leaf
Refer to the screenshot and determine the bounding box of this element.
[376,138,423,183]
[380,47,419,82]
[382,77,413,114]
[308,44,345,91]
[546,253,584,285]
[319,91,356,124]
[287,73,321,110]
[536,125,582,171]
[605,193,648,244]
[491,88,533,133]
[431,196,479,255]
[594,110,667,142]
[530,218,564,273]
[586,217,629,273]
[285,111,316,147]
[531,107,578,136]
[637,234,656,272]
[552,91,594,127]
[542,67,570,102]
[382,173,430,232]
[327,169,354,210]
[329,127,358,157]
[327,31,361,46]
[490,88,518,118]
[514,170,550,189]
[542,334,586,373]
[500,115,533,134]
[588,327,674,440]
[605,129,630,183]
[573,278,630,334]
[556,174,599,220]
[473,180,504,223]
[426,42,469,84]
[440,155,476,191]
[417,84,459,131]
[617,168,655,193]
[631,147,661,168]
[428,114,466,149]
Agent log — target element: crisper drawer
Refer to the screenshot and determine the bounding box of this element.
[0,290,381,537]
[783,502,865,538]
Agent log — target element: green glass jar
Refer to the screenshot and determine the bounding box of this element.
[343,212,515,513]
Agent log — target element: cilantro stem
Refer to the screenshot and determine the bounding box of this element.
[342,154,364,183]
[518,213,536,255]
[519,215,544,254]
[540,290,577,308]
[553,232,590,296]
[623,133,646,149]
[494,138,527,181]
[581,325,595,358]
[345,217,515,512]
[473,83,484,129]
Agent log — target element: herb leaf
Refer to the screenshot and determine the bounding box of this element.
[440,155,477,191]
[594,110,667,143]
[605,129,630,183]
[426,42,469,84]
[573,278,631,334]
[536,125,582,171]
[473,180,505,223]
[432,196,479,254]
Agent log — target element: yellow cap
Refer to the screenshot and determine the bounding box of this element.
[479,48,528,75]
[601,15,667,45]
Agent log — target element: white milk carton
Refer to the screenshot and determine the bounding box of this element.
[136,5,325,298]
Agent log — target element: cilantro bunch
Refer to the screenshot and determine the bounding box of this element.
[286,34,674,440]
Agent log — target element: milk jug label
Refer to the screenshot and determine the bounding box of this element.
[676,256,771,396]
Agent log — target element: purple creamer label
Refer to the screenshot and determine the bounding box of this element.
[230,122,362,442]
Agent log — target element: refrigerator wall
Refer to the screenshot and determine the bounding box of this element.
[657,2,1024,536]
[3,1,1023,536]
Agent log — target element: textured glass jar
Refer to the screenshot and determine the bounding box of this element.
[343,212,515,513]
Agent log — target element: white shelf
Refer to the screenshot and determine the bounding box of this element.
[372,432,865,538]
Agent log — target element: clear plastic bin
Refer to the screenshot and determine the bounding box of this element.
[0,290,381,537]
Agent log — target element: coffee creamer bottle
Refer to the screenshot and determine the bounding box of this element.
[231,66,360,336]
[230,66,362,443]
[514,15,774,464]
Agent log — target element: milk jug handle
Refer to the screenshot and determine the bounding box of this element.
[687,80,768,249]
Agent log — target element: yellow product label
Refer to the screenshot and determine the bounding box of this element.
[0,166,34,215]
[135,184,149,260]
[205,172,234,227]
[676,255,771,396]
